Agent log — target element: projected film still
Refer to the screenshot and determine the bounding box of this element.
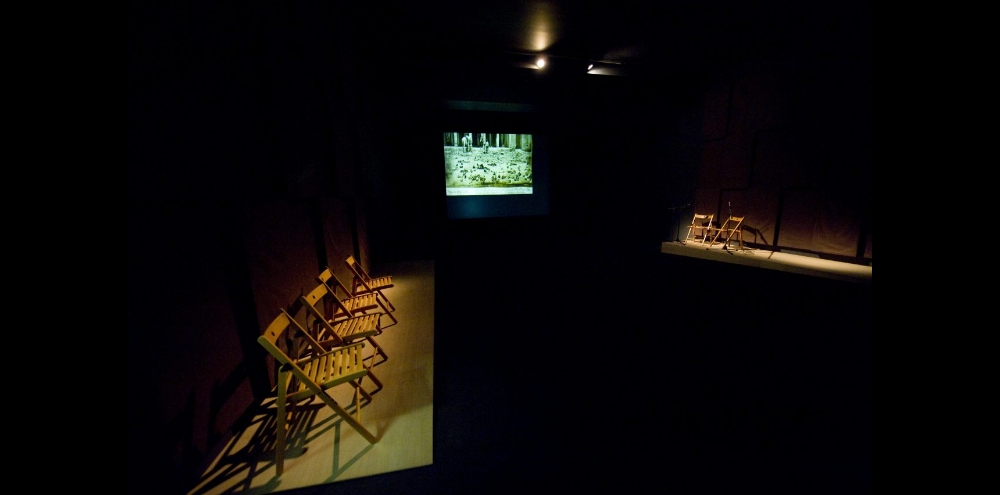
[444,132,533,196]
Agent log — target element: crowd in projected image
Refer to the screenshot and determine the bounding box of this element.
[444,132,533,196]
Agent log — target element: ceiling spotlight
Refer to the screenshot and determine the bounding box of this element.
[536,57,546,69]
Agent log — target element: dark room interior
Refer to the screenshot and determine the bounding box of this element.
[129,1,871,493]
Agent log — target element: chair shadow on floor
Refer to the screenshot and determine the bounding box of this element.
[185,400,283,495]
[187,396,377,495]
[322,425,376,484]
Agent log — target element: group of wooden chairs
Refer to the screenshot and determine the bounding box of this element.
[256,255,397,475]
[684,212,747,251]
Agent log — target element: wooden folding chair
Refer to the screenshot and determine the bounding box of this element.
[318,266,398,328]
[709,215,746,251]
[684,213,714,244]
[345,255,396,314]
[299,281,389,368]
[257,310,381,475]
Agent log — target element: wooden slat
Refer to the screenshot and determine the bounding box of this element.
[331,314,379,341]
[344,318,361,337]
[344,293,379,313]
[334,348,346,376]
[347,346,359,373]
[317,354,330,383]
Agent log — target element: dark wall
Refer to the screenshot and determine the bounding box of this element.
[352,1,871,264]
[129,2,377,493]
[129,1,870,493]
[347,61,704,261]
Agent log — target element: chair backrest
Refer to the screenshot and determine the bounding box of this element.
[346,255,376,292]
[345,256,369,281]
[299,284,345,347]
[693,213,713,230]
[301,281,352,324]
[687,213,714,240]
[259,309,370,384]
[258,309,325,366]
[318,267,382,318]
[723,216,744,231]
[299,282,382,346]
[318,266,353,299]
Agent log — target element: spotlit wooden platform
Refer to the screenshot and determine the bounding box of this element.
[660,241,871,284]
[186,260,435,495]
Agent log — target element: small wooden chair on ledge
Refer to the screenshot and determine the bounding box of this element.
[684,213,714,244]
[709,215,746,251]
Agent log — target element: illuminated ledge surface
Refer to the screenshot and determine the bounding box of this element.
[660,241,871,284]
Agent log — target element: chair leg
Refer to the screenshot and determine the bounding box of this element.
[312,389,379,443]
[723,230,743,250]
[350,371,381,409]
[365,335,389,367]
[354,386,361,421]
[275,368,288,475]
[377,290,395,312]
[363,368,384,396]
[376,311,398,330]
[376,299,398,328]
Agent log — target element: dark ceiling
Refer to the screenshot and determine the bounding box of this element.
[345,0,869,79]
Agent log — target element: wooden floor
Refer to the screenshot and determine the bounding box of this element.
[186,260,435,495]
